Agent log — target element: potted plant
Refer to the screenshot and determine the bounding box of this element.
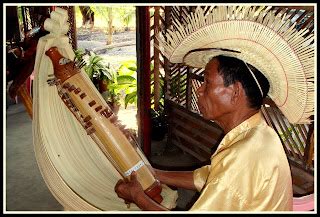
[113,59,167,140]
[102,68,121,114]
[115,59,138,109]
[74,49,121,113]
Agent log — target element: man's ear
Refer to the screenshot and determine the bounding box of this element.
[230,81,243,104]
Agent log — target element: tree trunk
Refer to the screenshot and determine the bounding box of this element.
[107,7,113,45]
[79,6,94,29]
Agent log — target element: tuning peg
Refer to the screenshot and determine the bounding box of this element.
[47,78,57,86]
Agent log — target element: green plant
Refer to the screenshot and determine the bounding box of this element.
[74,49,112,86]
[86,52,113,82]
[112,59,137,108]
[73,48,121,109]
[114,60,162,109]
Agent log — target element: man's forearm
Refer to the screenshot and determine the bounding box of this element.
[154,169,197,190]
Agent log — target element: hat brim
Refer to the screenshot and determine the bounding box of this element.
[158,7,314,124]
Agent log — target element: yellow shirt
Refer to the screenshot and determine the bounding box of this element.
[190,112,293,211]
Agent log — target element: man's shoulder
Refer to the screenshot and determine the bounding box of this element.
[245,121,282,146]
[230,122,285,162]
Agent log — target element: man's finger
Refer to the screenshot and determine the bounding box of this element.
[114,179,124,190]
[131,171,137,180]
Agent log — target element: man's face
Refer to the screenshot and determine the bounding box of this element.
[196,58,233,121]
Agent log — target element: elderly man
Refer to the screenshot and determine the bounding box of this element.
[114,55,293,211]
[114,6,313,211]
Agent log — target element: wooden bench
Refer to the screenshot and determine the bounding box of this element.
[166,100,224,164]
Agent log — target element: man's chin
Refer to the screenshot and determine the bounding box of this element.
[199,111,209,120]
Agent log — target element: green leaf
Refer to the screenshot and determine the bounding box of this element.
[117,75,136,85]
[124,91,137,108]
[127,66,137,72]
[102,69,113,80]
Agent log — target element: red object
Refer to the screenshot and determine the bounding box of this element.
[26,71,35,96]
[137,7,151,157]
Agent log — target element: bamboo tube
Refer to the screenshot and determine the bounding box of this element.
[45,47,163,204]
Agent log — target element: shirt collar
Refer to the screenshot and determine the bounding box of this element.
[211,111,264,159]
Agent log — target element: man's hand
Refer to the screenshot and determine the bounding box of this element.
[114,171,169,211]
[114,171,144,204]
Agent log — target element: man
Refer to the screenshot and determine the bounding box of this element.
[114,5,313,211]
[114,55,293,211]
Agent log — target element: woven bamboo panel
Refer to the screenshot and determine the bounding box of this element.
[21,6,51,33]
[150,6,166,111]
[167,100,224,164]
[163,6,195,107]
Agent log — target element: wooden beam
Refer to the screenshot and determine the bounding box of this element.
[153,6,160,110]
[136,6,151,157]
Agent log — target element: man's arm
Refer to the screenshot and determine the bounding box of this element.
[153,168,197,190]
[114,167,197,210]
[114,168,197,210]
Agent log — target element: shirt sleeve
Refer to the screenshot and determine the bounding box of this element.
[193,165,211,192]
[190,178,245,211]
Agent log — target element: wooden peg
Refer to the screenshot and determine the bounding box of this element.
[80,93,87,99]
[74,88,81,94]
[95,105,103,112]
[86,127,96,135]
[68,85,76,92]
[83,115,92,122]
[62,82,71,89]
[88,100,96,107]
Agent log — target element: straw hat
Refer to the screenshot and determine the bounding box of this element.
[157,6,314,124]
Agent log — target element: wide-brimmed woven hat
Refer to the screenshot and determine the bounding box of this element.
[157,6,314,124]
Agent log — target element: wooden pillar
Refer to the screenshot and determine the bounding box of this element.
[153,6,160,111]
[69,6,77,50]
[163,6,172,106]
[136,6,151,157]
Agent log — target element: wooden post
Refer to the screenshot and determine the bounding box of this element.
[163,6,172,111]
[137,6,151,157]
[153,6,160,111]
[69,6,77,50]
